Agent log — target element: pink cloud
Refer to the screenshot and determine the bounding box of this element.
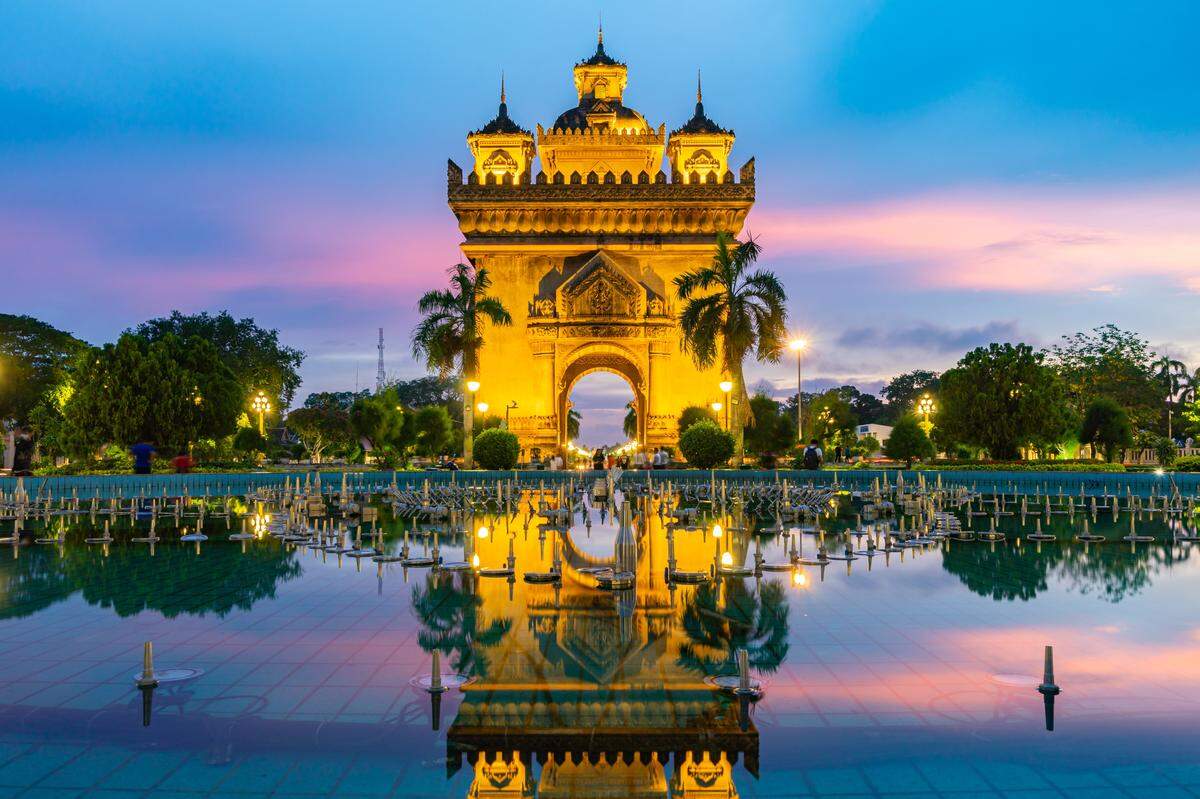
[754,185,1200,294]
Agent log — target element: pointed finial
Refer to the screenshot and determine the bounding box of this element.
[697,68,703,103]
[598,13,603,45]
[500,70,506,105]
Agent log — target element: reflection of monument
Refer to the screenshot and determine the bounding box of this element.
[438,500,761,798]
[448,29,755,453]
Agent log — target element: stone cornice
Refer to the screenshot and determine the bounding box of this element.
[448,181,753,204]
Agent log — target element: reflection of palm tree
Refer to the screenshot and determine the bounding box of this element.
[678,579,789,677]
[411,572,512,677]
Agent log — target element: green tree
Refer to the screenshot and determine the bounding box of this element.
[1153,355,1192,439]
[805,389,857,448]
[63,333,240,456]
[473,428,520,470]
[678,421,735,469]
[937,343,1069,460]
[1079,397,1133,462]
[0,314,86,427]
[883,414,936,467]
[881,370,940,421]
[350,387,413,464]
[411,263,512,467]
[567,408,581,440]
[1050,325,1159,429]
[744,394,796,463]
[675,233,788,464]
[677,405,718,436]
[304,390,368,411]
[134,311,304,410]
[285,405,352,462]
[412,405,453,457]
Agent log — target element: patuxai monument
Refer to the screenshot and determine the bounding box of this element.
[447,28,755,455]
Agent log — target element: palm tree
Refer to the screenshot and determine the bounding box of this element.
[411,263,511,468]
[567,408,581,440]
[1153,355,1191,439]
[675,233,788,463]
[622,401,637,439]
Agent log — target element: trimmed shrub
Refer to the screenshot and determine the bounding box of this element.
[473,428,520,470]
[1175,456,1200,472]
[678,421,735,469]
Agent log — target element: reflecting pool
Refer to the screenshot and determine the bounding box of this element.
[1,479,1199,798]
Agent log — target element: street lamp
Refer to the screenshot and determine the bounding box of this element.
[789,338,807,442]
[718,380,733,431]
[477,402,489,414]
[917,393,935,437]
[251,391,271,437]
[464,379,481,469]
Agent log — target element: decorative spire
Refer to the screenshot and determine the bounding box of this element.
[697,68,703,104]
[500,71,506,105]
[598,13,603,46]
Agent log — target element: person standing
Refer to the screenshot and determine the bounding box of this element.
[801,439,823,470]
[171,450,193,474]
[130,439,156,475]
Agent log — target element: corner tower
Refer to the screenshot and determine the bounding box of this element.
[446,33,756,457]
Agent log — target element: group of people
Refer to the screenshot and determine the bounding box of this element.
[129,440,194,474]
[585,447,671,471]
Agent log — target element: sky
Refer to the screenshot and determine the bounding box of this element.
[2,1,1198,445]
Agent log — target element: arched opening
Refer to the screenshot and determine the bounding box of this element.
[556,347,647,457]
[565,371,637,451]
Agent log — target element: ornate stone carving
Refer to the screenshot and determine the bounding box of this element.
[529,297,556,317]
[561,324,640,339]
[508,414,558,432]
[647,414,674,431]
[646,297,665,316]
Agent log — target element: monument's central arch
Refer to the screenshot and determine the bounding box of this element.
[447,33,754,455]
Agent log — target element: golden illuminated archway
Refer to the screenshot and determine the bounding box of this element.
[447,32,754,455]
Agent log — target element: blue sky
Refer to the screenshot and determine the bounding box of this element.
[2,1,1198,444]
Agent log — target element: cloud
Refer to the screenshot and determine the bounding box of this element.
[835,320,1025,353]
[754,185,1200,295]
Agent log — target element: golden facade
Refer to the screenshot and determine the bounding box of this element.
[448,31,755,454]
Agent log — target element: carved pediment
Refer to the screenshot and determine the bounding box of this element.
[556,252,645,319]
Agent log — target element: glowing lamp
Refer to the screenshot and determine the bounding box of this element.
[477,526,489,539]
[789,338,807,352]
[477,402,489,414]
[713,524,723,538]
[720,551,734,568]
[472,553,481,568]
[466,380,481,393]
[792,569,808,587]
[711,402,723,412]
[719,380,733,393]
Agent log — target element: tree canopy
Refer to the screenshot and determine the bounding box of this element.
[937,343,1071,460]
[62,333,241,455]
[0,314,86,427]
[134,311,304,408]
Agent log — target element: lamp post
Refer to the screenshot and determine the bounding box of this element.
[719,380,733,431]
[789,339,807,443]
[465,380,480,469]
[711,401,723,427]
[251,392,271,437]
[918,393,935,437]
[504,400,517,430]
